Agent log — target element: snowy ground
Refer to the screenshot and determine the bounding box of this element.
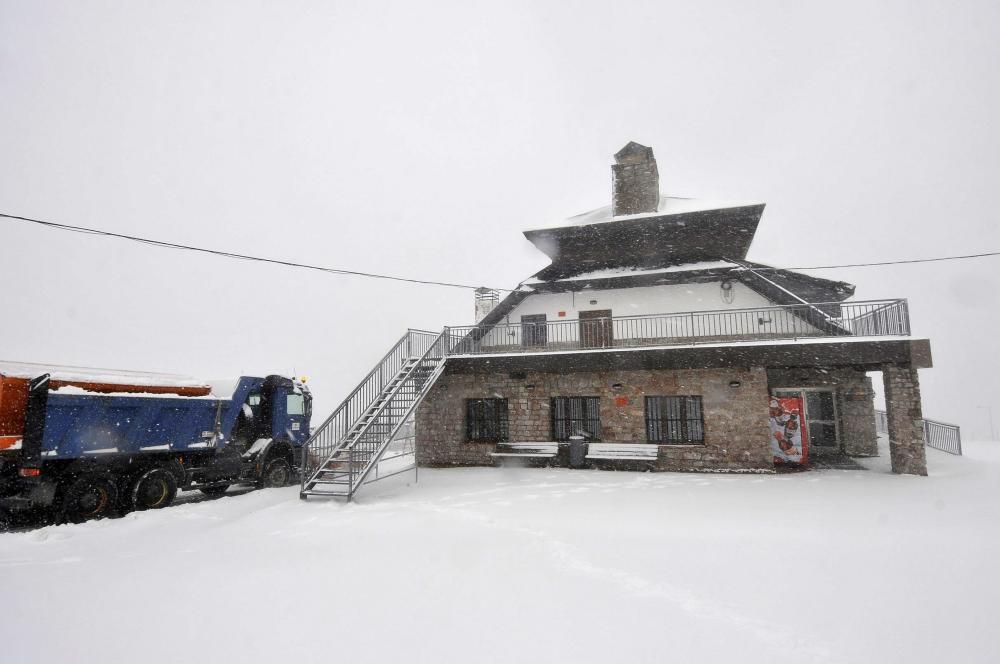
[3,441,998,664]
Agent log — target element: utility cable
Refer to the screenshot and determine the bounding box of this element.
[747,252,1000,271]
[4,210,999,286]
[0,211,511,292]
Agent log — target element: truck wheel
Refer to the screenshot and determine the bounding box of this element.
[260,457,292,488]
[200,485,230,497]
[130,468,178,511]
[60,474,118,523]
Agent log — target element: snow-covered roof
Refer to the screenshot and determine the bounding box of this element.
[524,260,738,285]
[528,195,762,231]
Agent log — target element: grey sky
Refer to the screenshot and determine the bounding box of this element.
[2,1,998,437]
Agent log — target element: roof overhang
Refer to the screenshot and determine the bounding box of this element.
[522,204,765,279]
[443,338,932,375]
[527,265,739,293]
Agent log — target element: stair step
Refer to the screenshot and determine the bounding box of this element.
[302,489,350,497]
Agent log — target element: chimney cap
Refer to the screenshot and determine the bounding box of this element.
[614,141,654,165]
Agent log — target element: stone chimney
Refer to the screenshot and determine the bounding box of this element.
[474,288,499,323]
[612,141,659,216]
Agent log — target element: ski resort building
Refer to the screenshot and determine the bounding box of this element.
[300,142,932,501]
[414,142,932,476]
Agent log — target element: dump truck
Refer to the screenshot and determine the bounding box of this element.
[0,363,311,522]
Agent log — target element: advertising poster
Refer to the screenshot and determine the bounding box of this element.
[769,396,808,465]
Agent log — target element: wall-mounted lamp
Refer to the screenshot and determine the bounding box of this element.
[526,384,536,391]
[728,381,742,388]
[611,383,624,391]
[589,299,598,305]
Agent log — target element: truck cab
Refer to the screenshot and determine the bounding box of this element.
[229,376,312,450]
[194,375,313,491]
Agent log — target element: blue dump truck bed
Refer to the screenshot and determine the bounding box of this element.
[41,391,227,459]
[35,376,262,459]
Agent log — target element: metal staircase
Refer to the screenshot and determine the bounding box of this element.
[299,329,448,501]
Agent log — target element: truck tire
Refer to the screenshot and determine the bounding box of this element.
[130,468,178,511]
[199,485,230,497]
[260,457,292,488]
[60,473,118,523]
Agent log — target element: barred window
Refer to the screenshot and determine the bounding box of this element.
[645,396,704,444]
[552,397,601,441]
[466,398,509,442]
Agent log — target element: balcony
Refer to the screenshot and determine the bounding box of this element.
[446,299,910,356]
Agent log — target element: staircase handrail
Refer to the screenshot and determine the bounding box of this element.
[345,343,448,494]
[300,329,439,485]
[310,328,440,436]
[344,329,447,455]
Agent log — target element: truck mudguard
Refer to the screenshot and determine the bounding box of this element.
[20,374,50,469]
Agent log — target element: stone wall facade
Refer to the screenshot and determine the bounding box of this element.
[767,367,879,457]
[416,366,773,472]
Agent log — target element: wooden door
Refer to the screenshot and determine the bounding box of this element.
[579,310,613,348]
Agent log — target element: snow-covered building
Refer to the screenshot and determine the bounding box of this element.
[414,142,932,475]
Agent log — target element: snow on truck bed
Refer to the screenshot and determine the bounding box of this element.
[0,360,209,388]
[2,440,998,664]
[0,360,241,399]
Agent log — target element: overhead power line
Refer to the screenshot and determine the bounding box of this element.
[750,252,1000,271]
[3,210,999,289]
[0,211,510,292]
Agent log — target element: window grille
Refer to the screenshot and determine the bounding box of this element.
[645,396,704,444]
[551,397,601,441]
[466,398,509,442]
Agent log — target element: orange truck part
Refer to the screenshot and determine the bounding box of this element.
[0,377,29,440]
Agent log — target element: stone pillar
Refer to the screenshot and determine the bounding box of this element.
[841,375,879,457]
[882,365,928,475]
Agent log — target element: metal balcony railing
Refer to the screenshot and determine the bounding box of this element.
[446,299,910,356]
[876,409,962,455]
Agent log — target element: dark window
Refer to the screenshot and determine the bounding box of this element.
[466,399,509,442]
[552,397,601,441]
[645,396,704,444]
[521,314,548,348]
[805,391,838,447]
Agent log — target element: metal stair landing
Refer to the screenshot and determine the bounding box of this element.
[300,330,447,502]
